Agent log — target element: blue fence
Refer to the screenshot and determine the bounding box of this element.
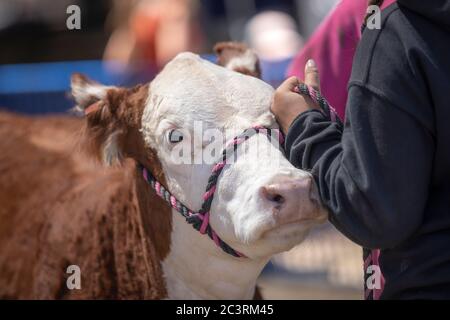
[0,60,142,114]
[0,56,291,115]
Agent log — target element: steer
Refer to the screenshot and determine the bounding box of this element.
[0,44,327,299]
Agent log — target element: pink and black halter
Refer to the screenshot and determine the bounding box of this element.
[139,125,284,258]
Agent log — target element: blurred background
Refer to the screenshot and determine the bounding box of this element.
[0,0,362,299]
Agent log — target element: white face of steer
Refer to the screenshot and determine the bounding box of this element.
[141,52,326,259]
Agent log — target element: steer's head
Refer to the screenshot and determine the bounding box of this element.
[71,45,327,261]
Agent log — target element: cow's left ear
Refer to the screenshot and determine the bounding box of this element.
[71,73,147,166]
[214,42,261,78]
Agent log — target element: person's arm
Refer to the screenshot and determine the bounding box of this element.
[285,83,434,249]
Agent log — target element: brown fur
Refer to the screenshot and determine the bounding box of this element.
[214,42,261,78]
[0,82,172,299]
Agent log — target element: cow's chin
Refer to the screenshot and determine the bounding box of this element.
[265,219,322,250]
[242,216,327,258]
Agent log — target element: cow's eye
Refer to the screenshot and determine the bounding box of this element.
[168,129,183,143]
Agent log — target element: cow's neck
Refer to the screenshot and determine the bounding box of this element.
[134,162,268,299]
[162,211,269,299]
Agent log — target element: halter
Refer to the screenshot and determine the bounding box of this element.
[139,125,284,258]
[139,83,340,258]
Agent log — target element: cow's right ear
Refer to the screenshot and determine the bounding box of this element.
[71,73,111,114]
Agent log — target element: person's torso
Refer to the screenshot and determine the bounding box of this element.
[352,2,450,299]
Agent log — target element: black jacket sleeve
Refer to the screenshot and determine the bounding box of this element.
[285,83,434,249]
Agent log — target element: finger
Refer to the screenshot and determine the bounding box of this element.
[278,76,300,92]
[304,59,320,92]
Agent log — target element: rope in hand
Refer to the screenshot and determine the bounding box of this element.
[294,83,343,127]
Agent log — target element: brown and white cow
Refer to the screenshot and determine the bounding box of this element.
[0,44,327,299]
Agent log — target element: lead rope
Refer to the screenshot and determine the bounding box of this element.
[139,125,284,258]
[295,83,343,127]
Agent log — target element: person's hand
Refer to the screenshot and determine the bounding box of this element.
[271,59,321,134]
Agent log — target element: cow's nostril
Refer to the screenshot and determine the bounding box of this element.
[261,186,285,205]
